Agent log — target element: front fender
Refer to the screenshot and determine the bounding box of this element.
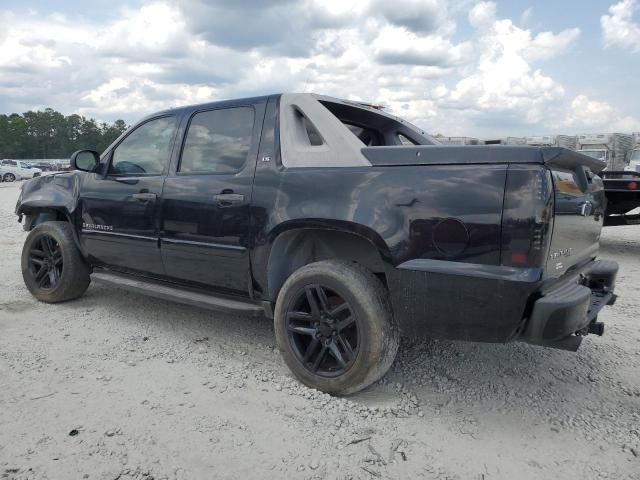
[15,172,82,217]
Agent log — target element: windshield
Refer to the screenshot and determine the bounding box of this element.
[630,149,640,162]
[580,149,608,162]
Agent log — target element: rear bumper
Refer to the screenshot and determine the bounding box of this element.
[520,260,618,350]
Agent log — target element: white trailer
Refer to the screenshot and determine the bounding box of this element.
[482,137,526,145]
[503,136,527,145]
[628,132,640,173]
[526,135,556,146]
[577,133,633,170]
[437,136,479,145]
[526,135,578,150]
[556,135,578,151]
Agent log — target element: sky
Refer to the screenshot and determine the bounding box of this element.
[0,0,639,137]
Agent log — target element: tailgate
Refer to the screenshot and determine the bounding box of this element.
[544,149,607,279]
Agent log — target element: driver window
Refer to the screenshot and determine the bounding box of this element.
[109,116,177,175]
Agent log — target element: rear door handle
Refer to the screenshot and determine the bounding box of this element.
[213,193,244,205]
[131,192,157,203]
[579,201,593,217]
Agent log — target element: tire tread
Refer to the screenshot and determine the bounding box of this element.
[21,221,90,303]
[274,260,399,395]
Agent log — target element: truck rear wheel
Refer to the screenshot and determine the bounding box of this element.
[21,221,90,303]
[274,260,399,395]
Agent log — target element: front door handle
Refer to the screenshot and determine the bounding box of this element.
[131,192,157,203]
[213,193,244,206]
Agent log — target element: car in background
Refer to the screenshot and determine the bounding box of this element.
[0,164,32,182]
[56,161,72,171]
[30,161,58,172]
[1,160,42,178]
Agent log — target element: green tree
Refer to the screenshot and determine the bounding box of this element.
[0,108,129,159]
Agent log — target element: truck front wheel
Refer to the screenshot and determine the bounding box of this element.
[274,260,399,395]
[21,221,91,303]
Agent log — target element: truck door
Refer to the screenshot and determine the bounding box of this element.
[79,115,179,276]
[159,102,265,295]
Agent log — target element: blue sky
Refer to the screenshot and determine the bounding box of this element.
[0,0,639,137]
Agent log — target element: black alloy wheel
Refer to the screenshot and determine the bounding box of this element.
[22,222,91,303]
[274,260,399,395]
[27,234,64,290]
[286,284,359,377]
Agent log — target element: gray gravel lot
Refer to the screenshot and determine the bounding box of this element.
[0,180,638,480]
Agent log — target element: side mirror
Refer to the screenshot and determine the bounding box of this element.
[70,150,100,172]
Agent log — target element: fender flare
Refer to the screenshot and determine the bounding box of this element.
[264,220,392,300]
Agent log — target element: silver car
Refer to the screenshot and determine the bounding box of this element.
[0,164,31,182]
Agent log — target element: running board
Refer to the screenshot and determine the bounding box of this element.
[91,271,267,317]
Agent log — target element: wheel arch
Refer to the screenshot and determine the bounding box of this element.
[15,173,85,250]
[19,207,86,260]
[21,207,69,228]
[265,222,391,302]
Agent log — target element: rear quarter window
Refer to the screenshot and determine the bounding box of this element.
[552,170,582,197]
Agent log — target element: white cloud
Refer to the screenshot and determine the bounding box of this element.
[566,95,640,131]
[566,95,615,128]
[524,28,581,62]
[96,3,188,58]
[446,2,575,125]
[602,0,640,52]
[372,25,472,67]
[0,0,638,137]
[370,0,453,35]
[468,1,496,29]
[520,7,533,26]
[0,13,82,70]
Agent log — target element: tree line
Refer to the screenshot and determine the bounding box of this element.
[0,108,128,159]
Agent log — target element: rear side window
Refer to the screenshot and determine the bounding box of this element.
[345,123,381,146]
[552,170,582,197]
[179,107,255,174]
[398,133,417,145]
[110,116,177,175]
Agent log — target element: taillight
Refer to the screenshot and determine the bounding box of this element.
[628,181,638,190]
[501,165,553,268]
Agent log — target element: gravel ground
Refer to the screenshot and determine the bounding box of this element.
[0,180,638,480]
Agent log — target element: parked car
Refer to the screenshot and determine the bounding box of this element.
[0,164,31,182]
[15,93,618,395]
[1,160,42,178]
[31,161,57,172]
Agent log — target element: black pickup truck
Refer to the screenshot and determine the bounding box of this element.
[15,93,618,395]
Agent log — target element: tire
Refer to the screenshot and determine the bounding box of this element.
[21,221,91,303]
[274,260,399,395]
[3,173,16,182]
